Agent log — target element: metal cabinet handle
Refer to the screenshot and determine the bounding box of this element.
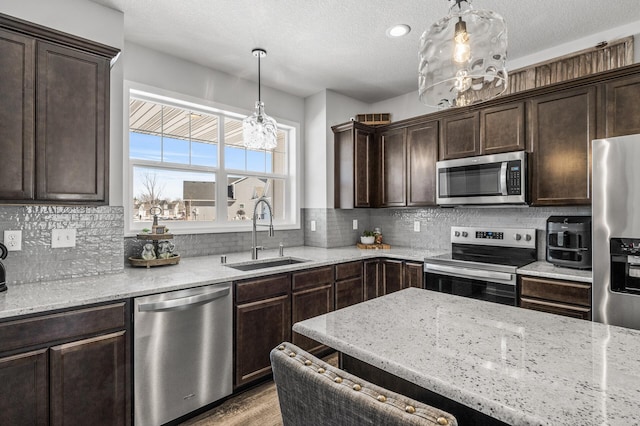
[138,286,230,312]
[425,263,513,283]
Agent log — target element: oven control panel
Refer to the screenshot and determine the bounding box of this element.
[451,226,536,248]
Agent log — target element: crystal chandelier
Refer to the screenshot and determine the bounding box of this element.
[419,0,508,108]
[243,48,278,150]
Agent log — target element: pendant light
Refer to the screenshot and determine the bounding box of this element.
[243,48,278,150]
[419,0,508,108]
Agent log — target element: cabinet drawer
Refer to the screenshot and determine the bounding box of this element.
[520,297,591,320]
[235,274,290,304]
[335,261,362,281]
[292,267,334,291]
[0,302,127,354]
[520,276,591,307]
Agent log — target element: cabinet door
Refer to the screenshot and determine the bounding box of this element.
[235,294,290,388]
[364,259,380,300]
[0,28,35,200]
[50,331,127,426]
[381,259,404,295]
[520,298,591,320]
[36,41,109,203]
[292,284,333,355]
[404,262,424,289]
[407,121,439,206]
[529,87,596,205]
[480,102,526,154]
[379,128,407,207]
[333,122,375,208]
[335,277,364,309]
[0,349,48,426]
[603,74,640,137]
[439,112,479,160]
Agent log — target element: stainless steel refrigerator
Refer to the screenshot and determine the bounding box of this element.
[593,134,640,330]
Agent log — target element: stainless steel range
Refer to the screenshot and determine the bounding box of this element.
[424,226,537,306]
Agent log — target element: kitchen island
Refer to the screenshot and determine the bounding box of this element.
[293,287,640,426]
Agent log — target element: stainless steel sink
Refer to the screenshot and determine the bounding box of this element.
[225,257,309,271]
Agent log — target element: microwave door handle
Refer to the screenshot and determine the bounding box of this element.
[425,263,513,282]
[500,162,508,195]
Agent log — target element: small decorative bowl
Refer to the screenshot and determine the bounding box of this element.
[360,236,375,244]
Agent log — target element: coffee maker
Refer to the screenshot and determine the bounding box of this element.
[0,242,7,292]
[546,216,592,269]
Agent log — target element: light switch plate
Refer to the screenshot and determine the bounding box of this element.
[352,219,358,230]
[4,230,22,251]
[310,220,316,232]
[52,229,76,248]
[414,221,421,232]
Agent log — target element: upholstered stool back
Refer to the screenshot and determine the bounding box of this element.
[270,342,457,426]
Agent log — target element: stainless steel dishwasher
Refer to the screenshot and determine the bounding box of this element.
[134,283,232,426]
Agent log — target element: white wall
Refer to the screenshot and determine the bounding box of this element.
[304,91,327,208]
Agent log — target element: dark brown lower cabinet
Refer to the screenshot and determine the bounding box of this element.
[0,349,48,425]
[382,259,404,294]
[0,302,130,425]
[335,261,364,309]
[234,274,291,389]
[404,261,424,289]
[291,267,334,355]
[364,259,380,300]
[519,276,591,320]
[50,332,126,426]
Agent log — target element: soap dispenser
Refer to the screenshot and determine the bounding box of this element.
[0,242,7,292]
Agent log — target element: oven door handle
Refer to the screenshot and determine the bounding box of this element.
[425,263,514,283]
[500,161,508,195]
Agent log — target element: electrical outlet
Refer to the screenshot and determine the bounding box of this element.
[52,229,77,248]
[310,220,316,232]
[414,221,421,232]
[4,230,22,251]
[352,219,358,230]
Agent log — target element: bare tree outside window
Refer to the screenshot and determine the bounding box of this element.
[138,172,165,206]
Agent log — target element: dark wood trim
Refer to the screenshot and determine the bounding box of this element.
[0,13,119,58]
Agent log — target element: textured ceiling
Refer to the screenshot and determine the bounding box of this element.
[90,0,640,103]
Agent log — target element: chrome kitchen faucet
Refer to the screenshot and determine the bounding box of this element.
[252,196,275,259]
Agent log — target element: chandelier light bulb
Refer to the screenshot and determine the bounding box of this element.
[453,18,470,63]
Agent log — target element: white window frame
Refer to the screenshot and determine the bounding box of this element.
[123,83,300,236]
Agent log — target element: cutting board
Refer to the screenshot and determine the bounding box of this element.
[356,243,391,249]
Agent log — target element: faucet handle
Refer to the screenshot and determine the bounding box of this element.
[255,246,266,251]
[279,242,284,257]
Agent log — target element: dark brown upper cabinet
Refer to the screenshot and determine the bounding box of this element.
[439,112,479,160]
[0,14,118,205]
[602,73,640,138]
[528,86,596,206]
[379,128,407,207]
[0,28,35,200]
[480,102,526,154]
[406,121,439,206]
[333,121,376,208]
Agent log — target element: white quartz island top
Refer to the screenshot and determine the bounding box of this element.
[293,288,640,426]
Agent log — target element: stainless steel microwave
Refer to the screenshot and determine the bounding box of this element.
[436,151,527,206]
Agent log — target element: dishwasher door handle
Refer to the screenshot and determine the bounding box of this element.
[138,286,230,312]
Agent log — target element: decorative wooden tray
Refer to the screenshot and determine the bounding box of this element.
[136,233,173,240]
[128,254,180,268]
[356,243,391,249]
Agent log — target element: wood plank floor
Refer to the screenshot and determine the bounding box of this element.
[181,352,338,426]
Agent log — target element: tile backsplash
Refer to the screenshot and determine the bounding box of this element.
[0,206,124,284]
[0,204,591,285]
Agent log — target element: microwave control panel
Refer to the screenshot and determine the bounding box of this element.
[506,160,522,195]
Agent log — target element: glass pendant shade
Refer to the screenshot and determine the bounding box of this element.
[243,48,278,150]
[242,101,278,150]
[419,0,508,108]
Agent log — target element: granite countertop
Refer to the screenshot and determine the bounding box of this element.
[517,261,592,283]
[293,288,640,426]
[0,245,445,320]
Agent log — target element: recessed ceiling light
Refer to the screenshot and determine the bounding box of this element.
[386,24,411,38]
